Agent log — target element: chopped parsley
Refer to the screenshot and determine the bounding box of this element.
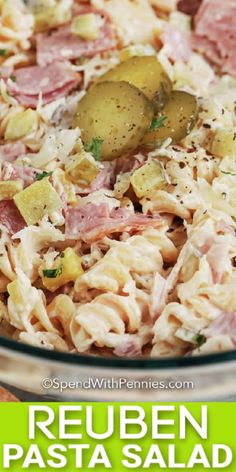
[36,171,53,181]
[221,170,236,176]
[0,49,8,57]
[150,115,167,131]
[43,267,63,278]
[192,333,206,347]
[84,137,104,161]
[10,74,17,83]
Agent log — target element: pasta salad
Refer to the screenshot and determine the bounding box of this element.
[0,0,235,358]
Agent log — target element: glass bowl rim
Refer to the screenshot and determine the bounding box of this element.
[1,335,236,370]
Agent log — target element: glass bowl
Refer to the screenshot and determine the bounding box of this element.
[0,336,236,400]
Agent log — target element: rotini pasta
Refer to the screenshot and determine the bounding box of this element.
[71,292,151,354]
[7,268,56,333]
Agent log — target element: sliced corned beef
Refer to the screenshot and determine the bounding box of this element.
[36,11,117,66]
[0,200,26,234]
[193,0,236,75]
[0,143,26,163]
[65,202,163,242]
[7,62,81,108]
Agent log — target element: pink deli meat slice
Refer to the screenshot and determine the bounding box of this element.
[36,11,117,66]
[14,80,80,107]
[2,162,38,187]
[0,200,26,234]
[0,143,26,162]
[7,62,81,107]
[191,34,223,66]
[65,203,163,242]
[193,0,236,75]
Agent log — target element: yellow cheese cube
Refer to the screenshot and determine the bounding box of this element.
[0,180,23,200]
[130,159,166,198]
[40,248,84,292]
[65,151,99,187]
[13,179,62,226]
[211,129,236,158]
[5,109,38,140]
[71,13,101,40]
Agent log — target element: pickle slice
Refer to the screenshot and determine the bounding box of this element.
[143,90,198,147]
[97,56,172,111]
[73,81,154,161]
